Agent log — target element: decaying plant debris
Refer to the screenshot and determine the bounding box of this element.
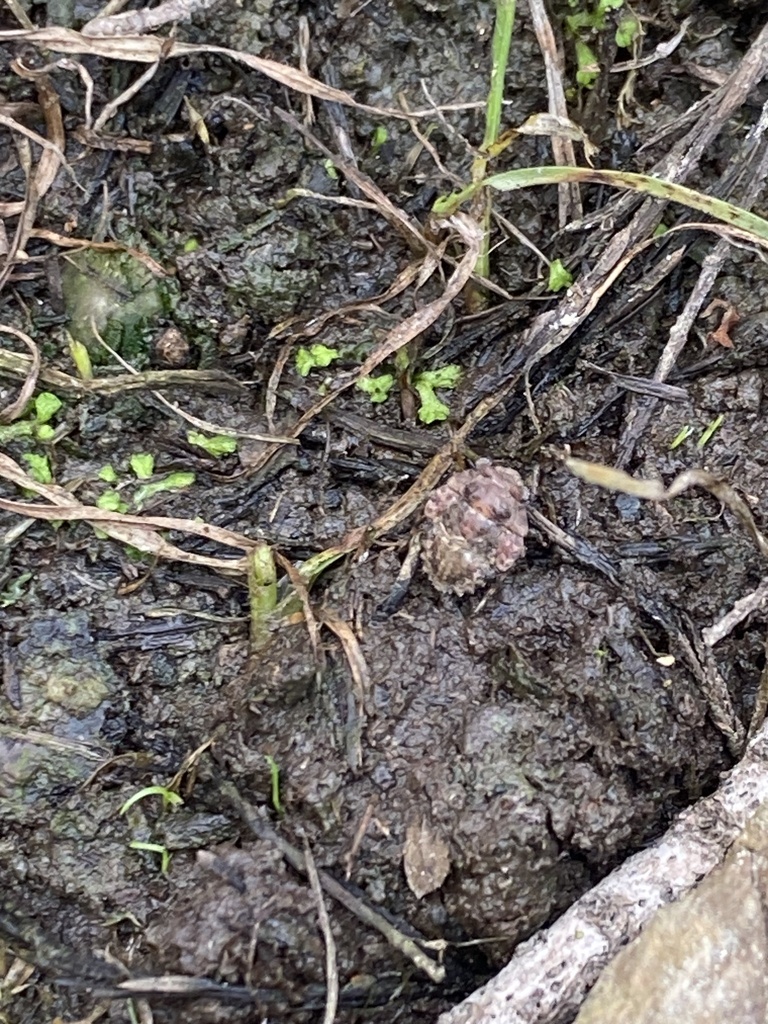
[4,1,768,1023]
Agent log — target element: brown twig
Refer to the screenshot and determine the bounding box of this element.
[303,841,339,1024]
[222,782,446,983]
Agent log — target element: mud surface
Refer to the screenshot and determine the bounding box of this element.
[2,0,768,1021]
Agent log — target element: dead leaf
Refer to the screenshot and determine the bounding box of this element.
[403,816,451,899]
[702,297,740,348]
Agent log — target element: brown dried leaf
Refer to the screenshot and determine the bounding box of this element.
[1,27,406,120]
[403,816,451,899]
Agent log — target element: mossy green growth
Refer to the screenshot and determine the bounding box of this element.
[414,365,462,424]
[187,431,238,456]
[22,453,52,484]
[133,472,195,508]
[356,374,395,403]
[296,344,339,377]
[61,249,177,364]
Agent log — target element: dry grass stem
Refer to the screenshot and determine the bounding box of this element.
[0,324,40,422]
[527,0,582,224]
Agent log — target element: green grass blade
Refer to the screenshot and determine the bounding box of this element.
[483,166,768,244]
[482,0,516,152]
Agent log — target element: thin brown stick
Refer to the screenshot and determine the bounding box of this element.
[222,782,446,983]
[702,578,768,648]
[527,0,582,225]
[303,841,339,1024]
[0,324,40,422]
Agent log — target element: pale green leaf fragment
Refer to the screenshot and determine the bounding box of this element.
[68,336,93,380]
[417,364,462,389]
[616,13,641,48]
[371,126,388,155]
[35,424,55,442]
[697,415,724,449]
[34,392,62,424]
[134,471,195,507]
[22,453,52,484]
[0,572,33,608]
[357,374,395,403]
[575,40,600,87]
[547,259,573,292]
[670,425,693,450]
[97,490,129,513]
[130,453,155,479]
[187,430,238,456]
[99,465,118,483]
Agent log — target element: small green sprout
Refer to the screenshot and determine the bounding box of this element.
[134,471,195,507]
[183,238,199,253]
[187,430,238,456]
[574,39,600,87]
[356,374,395,404]
[565,0,624,88]
[370,126,389,155]
[129,840,171,875]
[697,414,724,448]
[22,452,52,484]
[395,348,410,371]
[99,465,118,483]
[670,425,694,450]
[296,344,339,377]
[0,391,65,443]
[129,453,155,479]
[68,335,93,380]
[323,158,339,180]
[119,785,184,815]
[265,754,284,816]
[547,259,573,292]
[414,365,462,424]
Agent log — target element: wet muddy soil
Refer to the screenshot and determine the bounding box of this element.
[3,0,768,1021]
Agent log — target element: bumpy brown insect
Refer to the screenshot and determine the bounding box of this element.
[421,460,528,596]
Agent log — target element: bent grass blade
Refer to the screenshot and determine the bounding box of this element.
[434,166,768,249]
